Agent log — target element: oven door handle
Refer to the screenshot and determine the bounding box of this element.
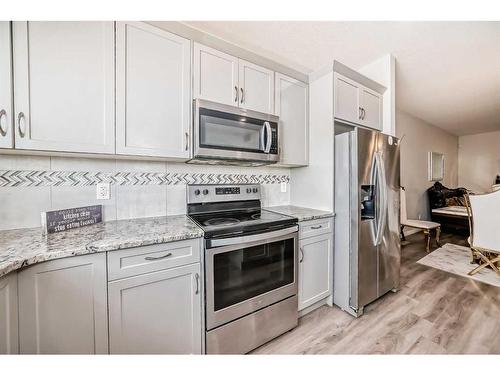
[207,225,298,248]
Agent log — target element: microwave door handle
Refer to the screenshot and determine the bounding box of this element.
[260,123,267,152]
[264,121,272,153]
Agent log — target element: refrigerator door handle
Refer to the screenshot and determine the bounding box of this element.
[374,152,388,246]
[369,153,379,246]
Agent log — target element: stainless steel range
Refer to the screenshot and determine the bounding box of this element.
[187,184,299,354]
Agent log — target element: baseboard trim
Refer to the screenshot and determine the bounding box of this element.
[298,297,329,317]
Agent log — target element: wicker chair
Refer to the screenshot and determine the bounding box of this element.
[464,190,500,276]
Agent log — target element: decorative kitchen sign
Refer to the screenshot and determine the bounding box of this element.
[41,205,102,234]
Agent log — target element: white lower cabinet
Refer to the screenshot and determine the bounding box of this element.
[108,263,202,354]
[17,253,108,354]
[0,273,19,354]
[298,228,333,311]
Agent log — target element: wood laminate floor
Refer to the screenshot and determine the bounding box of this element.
[252,232,500,354]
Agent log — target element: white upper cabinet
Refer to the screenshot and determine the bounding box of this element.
[275,73,308,166]
[359,86,382,130]
[194,43,275,112]
[239,59,274,113]
[0,22,13,149]
[334,72,383,130]
[194,43,239,106]
[116,22,191,158]
[12,21,115,154]
[334,73,360,124]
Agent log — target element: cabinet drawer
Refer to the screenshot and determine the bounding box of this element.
[107,239,201,281]
[299,218,333,239]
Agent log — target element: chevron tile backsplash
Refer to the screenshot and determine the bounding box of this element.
[0,170,290,188]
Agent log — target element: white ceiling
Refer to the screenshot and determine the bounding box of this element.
[185,21,500,136]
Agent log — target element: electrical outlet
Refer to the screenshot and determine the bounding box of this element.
[281,182,287,193]
[96,183,110,200]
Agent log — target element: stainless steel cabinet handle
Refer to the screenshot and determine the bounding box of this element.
[299,247,304,263]
[17,112,26,138]
[359,107,363,120]
[185,132,189,151]
[240,88,244,104]
[144,252,172,261]
[0,109,7,137]
[361,108,366,120]
[195,273,200,295]
[234,86,238,103]
[310,225,322,230]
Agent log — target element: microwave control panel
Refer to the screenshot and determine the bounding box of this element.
[270,128,278,154]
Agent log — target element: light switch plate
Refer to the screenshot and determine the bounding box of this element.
[96,183,110,200]
[281,182,287,193]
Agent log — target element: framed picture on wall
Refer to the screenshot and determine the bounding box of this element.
[428,151,445,181]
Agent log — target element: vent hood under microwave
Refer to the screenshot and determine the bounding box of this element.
[189,99,280,166]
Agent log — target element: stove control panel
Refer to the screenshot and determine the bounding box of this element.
[216,187,240,195]
[187,184,261,204]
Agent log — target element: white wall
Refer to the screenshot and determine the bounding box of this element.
[396,110,459,221]
[290,71,334,212]
[458,130,500,193]
[0,155,290,231]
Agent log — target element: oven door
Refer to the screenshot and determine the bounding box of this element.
[205,226,298,330]
[193,99,279,164]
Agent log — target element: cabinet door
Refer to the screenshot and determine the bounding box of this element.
[359,87,382,130]
[0,22,13,149]
[108,263,202,354]
[18,254,108,354]
[116,22,191,158]
[239,59,274,113]
[12,21,115,153]
[0,273,19,354]
[275,73,308,166]
[298,234,332,311]
[334,73,360,124]
[193,43,239,106]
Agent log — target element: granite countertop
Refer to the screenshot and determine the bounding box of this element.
[0,215,203,278]
[265,205,334,222]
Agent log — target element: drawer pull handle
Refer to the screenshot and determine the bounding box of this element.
[144,252,172,261]
[311,225,323,229]
[195,273,200,295]
[299,247,304,263]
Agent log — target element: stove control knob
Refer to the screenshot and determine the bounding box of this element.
[202,189,209,195]
[246,188,252,194]
[252,188,258,193]
[194,189,201,196]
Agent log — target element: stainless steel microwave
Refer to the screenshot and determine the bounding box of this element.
[189,99,280,166]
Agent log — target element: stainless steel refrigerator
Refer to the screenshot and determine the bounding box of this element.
[334,125,401,317]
